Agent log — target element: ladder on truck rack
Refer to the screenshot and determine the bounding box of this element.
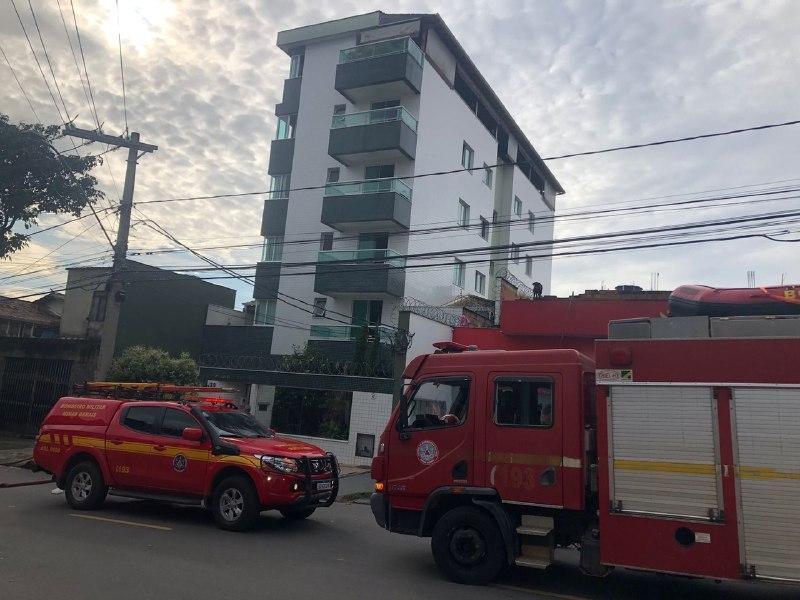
[73,382,237,405]
[515,515,554,569]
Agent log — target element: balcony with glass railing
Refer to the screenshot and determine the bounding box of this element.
[309,324,394,343]
[314,248,406,297]
[335,37,424,102]
[321,178,412,233]
[328,107,418,166]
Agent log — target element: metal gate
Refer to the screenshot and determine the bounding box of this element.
[608,385,723,520]
[0,357,73,435]
[733,386,800,581]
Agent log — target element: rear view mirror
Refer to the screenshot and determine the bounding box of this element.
[182,427,203,442]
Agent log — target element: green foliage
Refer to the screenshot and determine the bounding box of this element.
[0,114,104,258]
[107,346,199,385]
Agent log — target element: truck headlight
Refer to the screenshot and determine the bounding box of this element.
[257,455,299,474]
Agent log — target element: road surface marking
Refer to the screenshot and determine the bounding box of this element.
[495,583,589,600]
[68,513,172,531]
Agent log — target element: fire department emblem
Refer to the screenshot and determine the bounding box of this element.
[173,454,188,472]
[416,440,439,465]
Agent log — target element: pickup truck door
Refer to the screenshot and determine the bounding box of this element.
[145,407,210,495]
[484,373,564,508]
[105,405,165,488]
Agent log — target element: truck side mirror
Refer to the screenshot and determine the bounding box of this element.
[182,427,204,442]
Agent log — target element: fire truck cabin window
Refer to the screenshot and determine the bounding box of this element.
[494,378,554,427]
[406,378,469,429]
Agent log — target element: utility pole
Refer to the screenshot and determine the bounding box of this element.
[64,127,157,378]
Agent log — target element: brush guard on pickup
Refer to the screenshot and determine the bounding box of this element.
[298,453,339,507]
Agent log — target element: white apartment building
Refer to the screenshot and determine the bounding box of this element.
[231,12,563,464]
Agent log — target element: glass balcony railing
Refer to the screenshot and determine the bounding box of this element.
[324,178,412,201]
[330,106,418,132]
[339,36,424,67]
[309,324,394,342]
[317,248,406,268]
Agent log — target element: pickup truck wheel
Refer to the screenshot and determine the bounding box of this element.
[212,476,259,531]
[431,506,506,585]
[279,506,316,520]
[64,461,107,510]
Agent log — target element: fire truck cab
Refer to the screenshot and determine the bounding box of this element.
[371,316,800,586]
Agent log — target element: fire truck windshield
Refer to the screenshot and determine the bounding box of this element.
[202,410,274,438]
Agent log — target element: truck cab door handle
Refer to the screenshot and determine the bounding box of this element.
[108,439,123,446]
[153,445,167,452]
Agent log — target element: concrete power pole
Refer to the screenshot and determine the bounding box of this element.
[64,127,158,377]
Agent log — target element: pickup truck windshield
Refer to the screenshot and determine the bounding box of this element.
[202,411,274,438]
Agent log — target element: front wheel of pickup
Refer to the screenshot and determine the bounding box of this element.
[212,476,260,531]
[64,460,107,510]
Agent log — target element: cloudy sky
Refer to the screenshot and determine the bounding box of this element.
[1,0,799,305]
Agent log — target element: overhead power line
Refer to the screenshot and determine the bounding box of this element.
[115,0,129,135]
[26,0,71,122]
[541,119,800,161]
[0,42,41,121]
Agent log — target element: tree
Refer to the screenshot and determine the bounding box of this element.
[0,114,104,258]
[107,346,199,385]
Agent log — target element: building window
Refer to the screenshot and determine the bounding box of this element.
[453,259,465,287]
[332,104,346,127]
[262,236,283,262]
[475,270,486,294]
[276,114,296,140]
[269,174,290,200]
[526,256,533,276]
[514,196,522,216]
[320,232,333,251]
[492,209,498,224]
[457,199,470,229]
[511,244,520,263]
[89,291,107,322]
[272,387,352,441]
[494,377,554,428]
[289,53,304,78]
[479,217,489,241]
[482,163,493,188]
[254,299,276,326]
[370,99,400,110]
[326,168,340,183]
[313,297,327,318]
[528,211,535,233]
[365,164,395,179]
[461,141,474,171]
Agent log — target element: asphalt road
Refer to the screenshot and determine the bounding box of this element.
[0,466,796,600]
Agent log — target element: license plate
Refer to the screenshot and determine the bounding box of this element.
[316,480,333,491]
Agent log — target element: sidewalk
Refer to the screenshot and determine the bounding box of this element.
[0,433,35,467]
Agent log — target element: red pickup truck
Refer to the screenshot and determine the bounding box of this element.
[33,385,339,531]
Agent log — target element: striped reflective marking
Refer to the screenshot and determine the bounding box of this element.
[738,466,800,481]
[487,452,581,468]
[614,459,716,476]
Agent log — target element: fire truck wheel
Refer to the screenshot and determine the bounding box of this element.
[212,476,260,531]
[64,460,108,510]
[279,506,316,520]
[431,506,506,585]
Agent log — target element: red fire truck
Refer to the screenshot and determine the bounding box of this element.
[370,315,800,585]
[34,383,339,531]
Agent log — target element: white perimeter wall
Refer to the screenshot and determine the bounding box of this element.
[406,313,454,364]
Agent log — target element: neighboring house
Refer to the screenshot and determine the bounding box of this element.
[61,259,237,371]
[0,293,63,338]
[200,11,565,465]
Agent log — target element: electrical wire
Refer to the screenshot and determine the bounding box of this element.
[115,0,128,136]
[26,0,71,122]
[0,42,41,121]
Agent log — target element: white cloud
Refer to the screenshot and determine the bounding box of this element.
[1,0,799,304]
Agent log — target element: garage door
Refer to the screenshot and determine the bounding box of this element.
[733,387,800,580]
[608,385,722,519]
